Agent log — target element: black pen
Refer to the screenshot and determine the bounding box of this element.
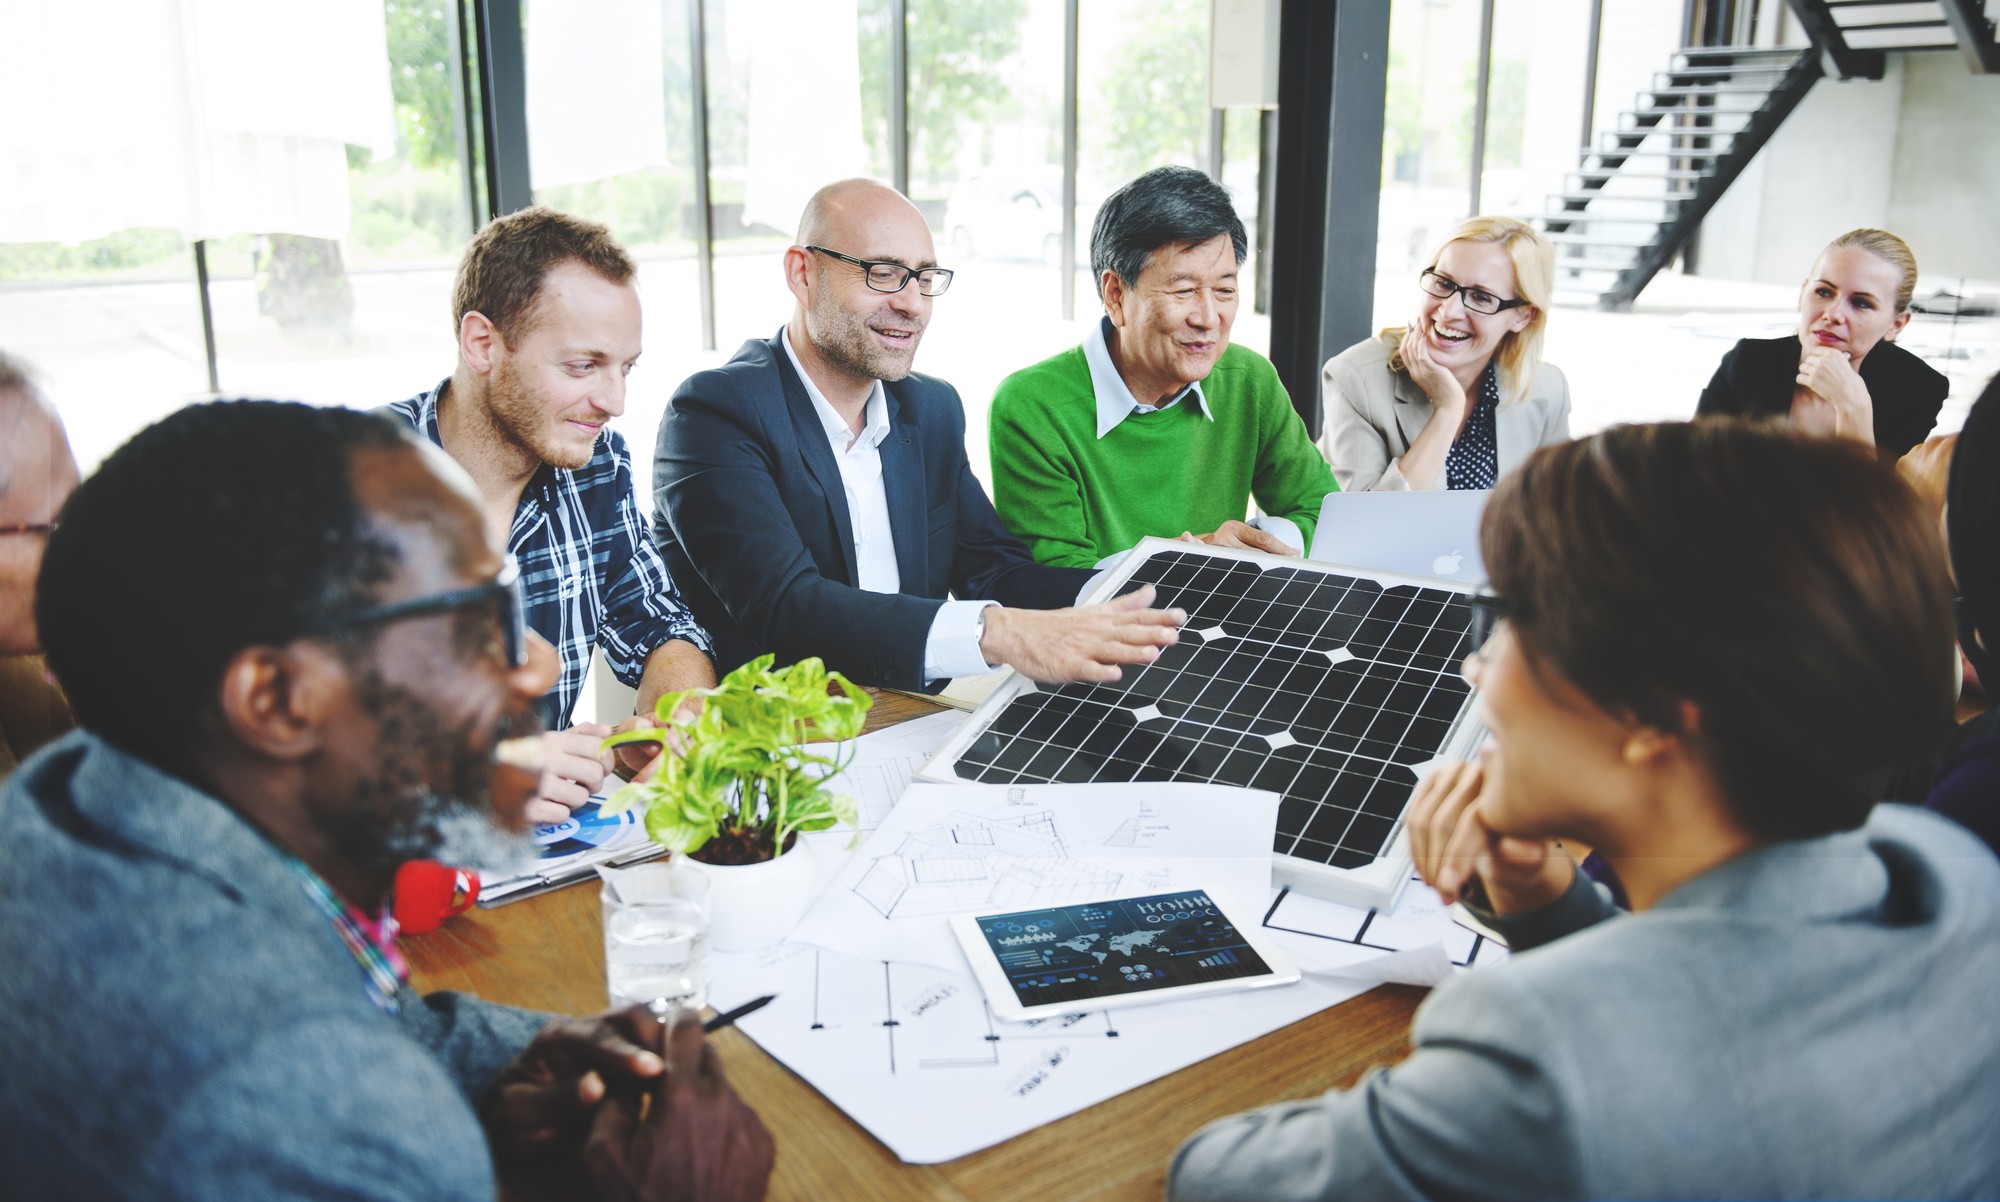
[703,994,776,1032]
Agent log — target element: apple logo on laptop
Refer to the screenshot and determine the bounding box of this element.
[1433,550,1463,577]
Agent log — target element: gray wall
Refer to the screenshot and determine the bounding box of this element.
[1696,54,2000,288]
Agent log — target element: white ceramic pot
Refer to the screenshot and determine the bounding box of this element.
[680,839,815,953]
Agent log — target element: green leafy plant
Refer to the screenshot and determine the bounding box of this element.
[598,655,872,865]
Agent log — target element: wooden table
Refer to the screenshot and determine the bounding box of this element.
[405,690,1425,1202]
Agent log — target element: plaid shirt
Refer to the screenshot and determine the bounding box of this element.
[284,854,407,1015]
[388,382,712,729]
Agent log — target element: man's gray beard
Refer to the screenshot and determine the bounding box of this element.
[821,334,912,384]
[381,791,539,880]
[431,799,539,878]
[809,290,919,384]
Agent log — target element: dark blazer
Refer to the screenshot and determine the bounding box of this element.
[655,333,1093,690]
[1695,334,1947,459]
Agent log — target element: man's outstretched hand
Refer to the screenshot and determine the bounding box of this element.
[978,583,1185,684]
[583,1014,776,1202]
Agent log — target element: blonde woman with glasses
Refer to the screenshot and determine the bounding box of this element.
[1320,216,1569,492]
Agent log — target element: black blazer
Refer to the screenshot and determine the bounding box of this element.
[654,333,1093,690]
[1694,335,1947,459]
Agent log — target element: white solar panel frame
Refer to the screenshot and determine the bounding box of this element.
[919,538,1488,910]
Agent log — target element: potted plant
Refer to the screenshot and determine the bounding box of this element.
[599,654,871,951]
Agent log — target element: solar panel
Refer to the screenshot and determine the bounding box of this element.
[921,539,1486,908]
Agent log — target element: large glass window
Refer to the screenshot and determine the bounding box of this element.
[206,0,476,411]
[1079,0,1211,191]
[0,0,477,469]
[700,0,871,354]
[899,0,1062,479]
[1375,0,1487,333]
[16,1,1991,486]
[1222,105,1272,357]
[0,233,207,475]
[521,0,702,509]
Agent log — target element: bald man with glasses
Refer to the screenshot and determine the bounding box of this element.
[0,353,79,779]
[653,178,1183,692]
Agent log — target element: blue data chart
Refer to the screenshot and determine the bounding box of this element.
[974,890,1273,1009]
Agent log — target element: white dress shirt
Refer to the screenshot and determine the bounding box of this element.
[781,331,995,683]
[1084,314,1216,437]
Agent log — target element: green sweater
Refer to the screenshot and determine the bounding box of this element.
[989,342,1338,568]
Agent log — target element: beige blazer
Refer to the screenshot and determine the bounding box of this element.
[1318,333,1571,491]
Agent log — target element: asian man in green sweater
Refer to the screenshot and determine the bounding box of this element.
[989,166,1337,569]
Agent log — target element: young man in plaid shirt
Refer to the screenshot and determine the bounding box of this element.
[390,207,713,822]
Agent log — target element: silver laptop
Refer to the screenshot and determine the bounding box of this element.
[1308,489,1492,583]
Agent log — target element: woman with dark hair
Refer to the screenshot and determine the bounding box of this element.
[1169,420,2000,1201]
[1696,228,1947,458]
[1918,372,2000,850]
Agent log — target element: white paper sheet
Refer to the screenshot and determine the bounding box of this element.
[698,724,1428,1164]
[791,782,1280,974]
[707,938,1372,1164]
[802,710,967,834]
[1259,875,1509,986]
[788,711,967,902]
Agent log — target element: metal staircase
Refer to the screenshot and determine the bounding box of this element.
[1544,46,1821,311]
[1543,0,1999,311]
[1794,0,2000,75]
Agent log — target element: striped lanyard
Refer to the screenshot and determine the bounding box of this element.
[286,857,409,1015]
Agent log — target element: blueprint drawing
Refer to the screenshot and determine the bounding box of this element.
[708,937,1371,1164]
[790,782,1280,973]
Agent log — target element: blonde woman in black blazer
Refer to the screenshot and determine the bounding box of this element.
[1696,228,1946,459]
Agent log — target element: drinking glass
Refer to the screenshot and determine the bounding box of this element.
[598,859,712,1018]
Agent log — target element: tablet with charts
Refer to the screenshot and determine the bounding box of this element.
[949,887,1300,1022]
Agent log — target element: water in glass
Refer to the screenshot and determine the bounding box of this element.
[604,900,710,1014]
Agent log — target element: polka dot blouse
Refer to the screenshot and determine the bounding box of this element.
[1443,363,1500,491]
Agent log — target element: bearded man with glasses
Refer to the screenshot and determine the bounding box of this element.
[2,402,772,1201]
[654,178,1184,692]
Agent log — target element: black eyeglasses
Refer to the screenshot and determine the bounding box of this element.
[321,555,528,668]
[1465,588,1513,653]
[1420,269,1529,316]
[805,245,954,297]
[0,522,56,537]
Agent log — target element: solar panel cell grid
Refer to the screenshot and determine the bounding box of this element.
[949,550,1480,873]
